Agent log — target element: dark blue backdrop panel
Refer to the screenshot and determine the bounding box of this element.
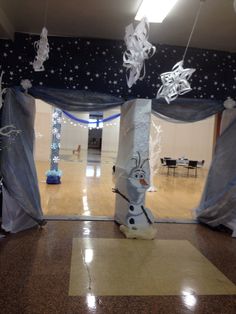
[0,33,235,101]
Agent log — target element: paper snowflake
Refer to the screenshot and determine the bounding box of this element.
[157,60,196,104]
[33,27,49,72]
[123,17,156,88]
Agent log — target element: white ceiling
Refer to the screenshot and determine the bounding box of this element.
[0,0,236,52]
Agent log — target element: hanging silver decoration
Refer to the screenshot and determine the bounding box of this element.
[157,0,204,103]
[157,60,196,104]
[33,27,49,72]
[123,17,156,88]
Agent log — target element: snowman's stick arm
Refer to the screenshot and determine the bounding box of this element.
[112,188,130,203]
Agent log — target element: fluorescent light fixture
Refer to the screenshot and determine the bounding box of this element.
[135,0,179,23]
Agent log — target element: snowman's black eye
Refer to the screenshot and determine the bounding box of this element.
[135,174,139,178]
[140,174,144,179]
[129,205,134,211]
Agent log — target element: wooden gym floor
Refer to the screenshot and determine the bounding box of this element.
[36,150,208,220]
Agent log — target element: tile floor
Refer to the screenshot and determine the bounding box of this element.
[1,221,236,313]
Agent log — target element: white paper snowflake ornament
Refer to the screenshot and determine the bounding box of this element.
[123,17,156,88]
[33,27,49,72]
[157,60,196,104]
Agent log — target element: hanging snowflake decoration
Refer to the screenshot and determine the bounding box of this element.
[33,27,49,72]
[123,17,156,88]
[52,156,60,163]
[0,71,7,110]
[157,60,196,104]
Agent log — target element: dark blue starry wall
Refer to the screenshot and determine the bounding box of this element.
[0,32,236,101]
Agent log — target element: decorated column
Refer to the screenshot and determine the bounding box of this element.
[113,99,156,239]
[46,108,62,184]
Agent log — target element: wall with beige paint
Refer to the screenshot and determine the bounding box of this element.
[34,99,52,162]
[151,114,215,168]
[101,108,120,153]
[60,112,89,151]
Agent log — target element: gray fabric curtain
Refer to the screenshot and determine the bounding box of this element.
[196,114,236,236]
[0,88,45,232]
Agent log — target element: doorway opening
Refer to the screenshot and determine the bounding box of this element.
[87,112,103,164]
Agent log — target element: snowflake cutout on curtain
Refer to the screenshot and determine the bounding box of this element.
[157,60,196,104]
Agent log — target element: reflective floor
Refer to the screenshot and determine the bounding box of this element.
[69,238,236,296]
[1,221,236,313]
[36,150,207,219]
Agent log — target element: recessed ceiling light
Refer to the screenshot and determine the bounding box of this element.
[135,0,179,23]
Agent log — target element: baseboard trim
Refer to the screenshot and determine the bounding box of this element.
[44,215,198,224]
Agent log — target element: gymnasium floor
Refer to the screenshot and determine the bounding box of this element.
[36,149,207,220]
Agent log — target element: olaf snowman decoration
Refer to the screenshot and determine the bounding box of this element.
[113,152,155,236]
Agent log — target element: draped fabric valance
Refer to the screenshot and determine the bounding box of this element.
[26,86,225,122]
[152,98,224,122]
[28,86,124,112]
